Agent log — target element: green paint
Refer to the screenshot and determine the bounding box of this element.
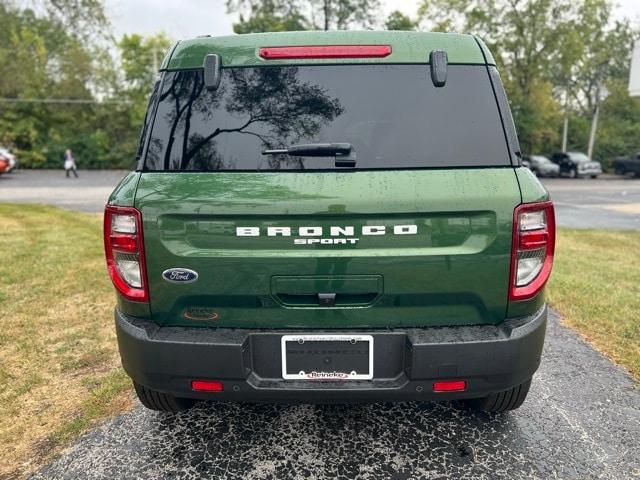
[507,166,552,317]
[473,36,496,65]
[107,172,141,207]
[134,168,521,328]
[515,167,550,203]
[110,35,554,330]
[165,31,492,70]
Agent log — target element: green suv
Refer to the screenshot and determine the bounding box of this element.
[104,31,555,413]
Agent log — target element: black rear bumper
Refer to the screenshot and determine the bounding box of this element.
[115,307,547,403]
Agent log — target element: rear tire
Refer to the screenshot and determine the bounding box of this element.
[614,166,626,176]
[462,379,532,412]
[568,168,577,179]
[590,175,598,179]
[133,382,195,412]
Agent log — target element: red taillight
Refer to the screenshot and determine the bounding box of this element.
[433,380,467,392]
[519,231,548,250]
[259,45,392,60]
[109,234,138,253]
[509,201,556,301]
[191,380,224,392]
[104,205,149,302]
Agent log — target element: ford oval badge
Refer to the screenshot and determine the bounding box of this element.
[162,268,198,284]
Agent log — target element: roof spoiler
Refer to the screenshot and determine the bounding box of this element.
[203,54,221,90]
[429,50,448,87]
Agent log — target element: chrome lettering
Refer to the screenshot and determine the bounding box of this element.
[330,226,354,236]
[267,227,291,236]
[362,225,385,235]
[236,227,259,236]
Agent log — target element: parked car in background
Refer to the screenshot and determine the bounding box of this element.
[550,151,602,178]
[523,155,560,177]
[0,156,10,175]
[0,147,17,172]
[613,153,640,177]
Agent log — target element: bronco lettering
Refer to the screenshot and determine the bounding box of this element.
[236,225,418,237]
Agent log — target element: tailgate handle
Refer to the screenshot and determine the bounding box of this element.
[317,293,336,307]
[271,275,383,307]
[275,292,378,307]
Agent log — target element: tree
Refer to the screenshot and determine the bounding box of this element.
[385,11,418,31]
[89,33,173,169]
[0,2,171,169]
[551,2,637,161]
[310,0,381,30]
[152,67,344,170]
[227,0,381,33]
[228,0,309,33]
[415,0,638,157]
[0,3,101,167]
[118,33,172,115]
[588,79,640,168]
[21,0,110,39]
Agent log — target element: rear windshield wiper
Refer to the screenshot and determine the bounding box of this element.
[262,143,356,167]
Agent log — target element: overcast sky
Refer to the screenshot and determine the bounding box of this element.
[105,0,640,41]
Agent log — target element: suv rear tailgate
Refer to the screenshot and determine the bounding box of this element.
[135,168,521,328]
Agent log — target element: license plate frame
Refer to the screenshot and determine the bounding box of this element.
[281,334,374,380]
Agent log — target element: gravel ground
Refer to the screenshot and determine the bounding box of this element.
[31,310,640,480]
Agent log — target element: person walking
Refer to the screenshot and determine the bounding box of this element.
[64,149,78,178]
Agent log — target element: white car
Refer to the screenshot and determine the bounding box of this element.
[0,147,17,172]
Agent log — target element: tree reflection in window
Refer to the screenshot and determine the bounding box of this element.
[152,67,344,171]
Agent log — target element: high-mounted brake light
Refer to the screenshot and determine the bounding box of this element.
[104,205,149,302]
[509,201,555,301]
[259,45,392,60]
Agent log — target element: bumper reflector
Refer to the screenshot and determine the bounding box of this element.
[191,380,224,392]
[433,380,466,392]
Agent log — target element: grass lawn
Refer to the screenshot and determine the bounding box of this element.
[547,228,640,380]
[0,204,132,479]
[0,204,637,477]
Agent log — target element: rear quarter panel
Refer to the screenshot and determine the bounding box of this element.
[106,172,151,317]
[108,172,141,207]
[508,167,551,317]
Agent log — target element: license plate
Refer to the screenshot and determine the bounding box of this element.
[281,334,374,380]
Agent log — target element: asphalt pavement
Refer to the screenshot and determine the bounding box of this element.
[541,175,640,230]
[30,310,640,480]
[1,170,639,229]
[0,169,128,212]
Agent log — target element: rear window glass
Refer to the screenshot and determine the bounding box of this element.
[137,79,160,161]
[144,64,510,171]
